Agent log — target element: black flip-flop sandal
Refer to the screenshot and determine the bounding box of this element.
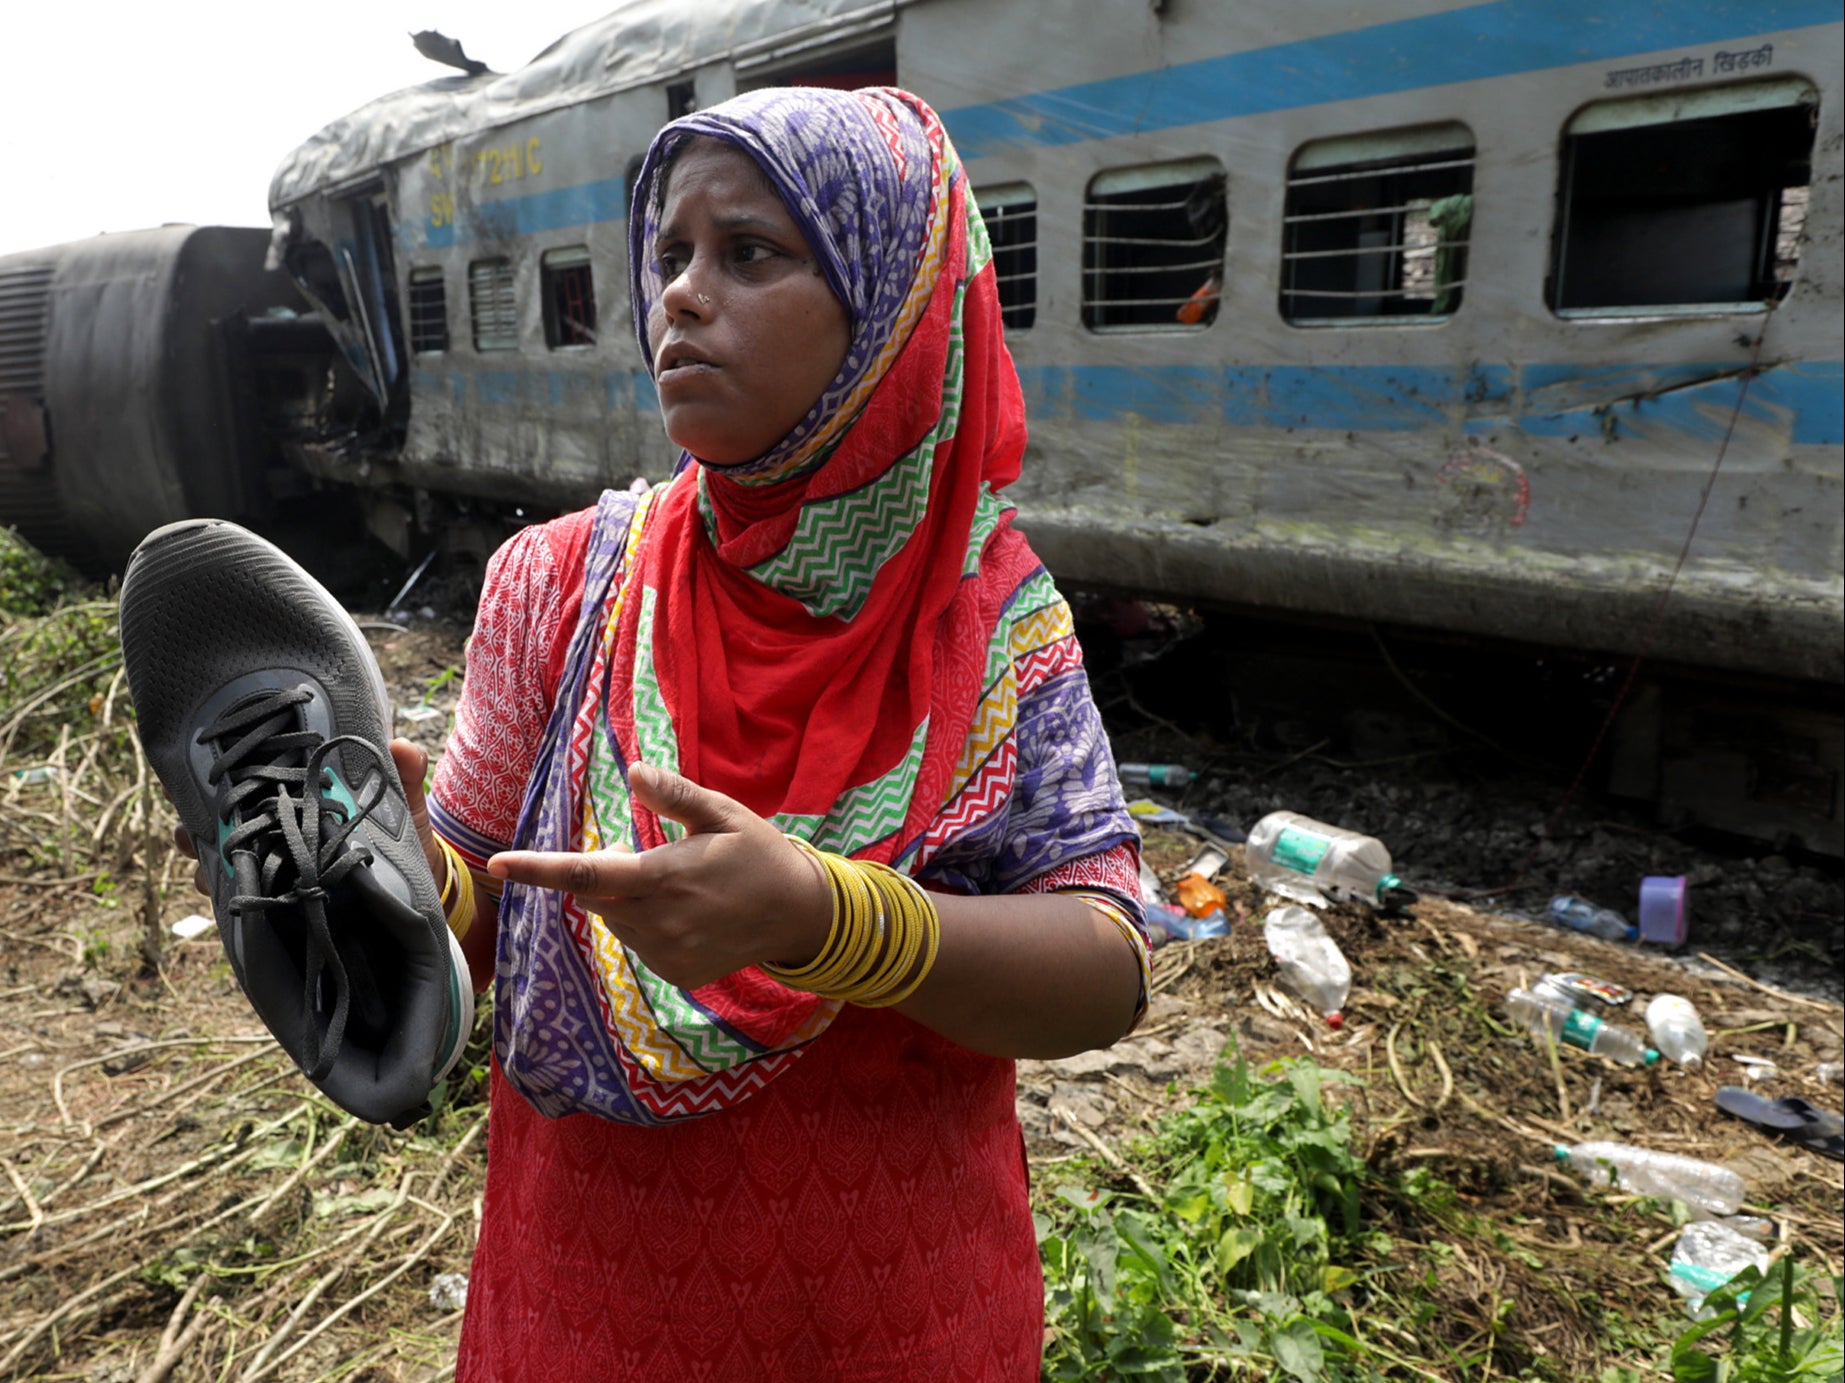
[1716,1086,1845,1162]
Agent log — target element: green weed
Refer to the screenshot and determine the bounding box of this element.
[0,526,82,618]
[1039,1039,1384,1380]
[1669,1257,1844,1383]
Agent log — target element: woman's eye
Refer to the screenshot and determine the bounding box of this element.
[657,250,687,281]
[732,243,777,267]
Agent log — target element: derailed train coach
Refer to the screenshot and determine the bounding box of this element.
[1,0,1841,848]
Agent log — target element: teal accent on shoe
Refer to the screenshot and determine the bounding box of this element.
[319,767,361,822]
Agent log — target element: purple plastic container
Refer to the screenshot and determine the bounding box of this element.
[1639,875,1688,945]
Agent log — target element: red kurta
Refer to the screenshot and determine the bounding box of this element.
[456,1005,1043,1381]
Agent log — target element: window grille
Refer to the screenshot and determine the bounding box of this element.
[468,258,517,351]
[407,268,448,353]
[1281,124,1474,324]
[1082,158,1226,331]
[542,247,598,348]
[1550,78,1818,314]
[976,184,1037,331]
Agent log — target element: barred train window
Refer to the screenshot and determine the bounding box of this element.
[468,259,518,351]
[407,268,448,354]
[1281,123,1474,325]
[542,247,598,348]
[1550,77,1818,314]
[975,183,1036,331]
[1083,158,1226,331]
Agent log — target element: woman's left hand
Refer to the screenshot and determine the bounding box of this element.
[486,763,832,991]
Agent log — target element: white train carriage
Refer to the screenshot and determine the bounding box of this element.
[265,0,1841,690]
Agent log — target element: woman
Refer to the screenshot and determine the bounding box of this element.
[422,86,1151,1380]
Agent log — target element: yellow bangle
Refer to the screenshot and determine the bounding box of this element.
[434,835,476,941]
[764,837,939,1007]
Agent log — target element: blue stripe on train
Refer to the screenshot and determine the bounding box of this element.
[939,0,1837,157]
[1018,361,1842,446]
[424,176,628,248]
[414,360,1842,446]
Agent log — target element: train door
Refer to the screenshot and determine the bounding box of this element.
[335,188,410,425]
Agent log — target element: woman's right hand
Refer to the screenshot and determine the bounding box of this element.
[168,813,211,898]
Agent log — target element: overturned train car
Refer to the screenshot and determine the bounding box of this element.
[1,0,1841,848]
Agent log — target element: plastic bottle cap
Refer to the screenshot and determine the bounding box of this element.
[1644,1049,1661,1066]
[1551,1144,1571,1162]
[1326,1012,1344,1031]
[1638,875,1688,945]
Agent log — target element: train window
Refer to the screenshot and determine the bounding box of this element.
[468,258,518,352]
[542,248,598,349]
[1281,123,1474,325]
[1082,158,1226,332]
[735,35,896,92]
[408,268,448,354]
[1550,78,1818,314]
[975,184,1036,332]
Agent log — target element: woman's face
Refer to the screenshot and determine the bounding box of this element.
[646,138,852,466]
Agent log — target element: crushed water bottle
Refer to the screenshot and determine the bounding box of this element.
[1263,905,1352,1029]
[1669,1220,1769,1316]
[1506,987,1658,1067]
[1117,762,1193,790]
[1646,993,1709,1068]
[1546,895,1638,942]
[1554,1142,1746,1217]
[1245,811,1417,911]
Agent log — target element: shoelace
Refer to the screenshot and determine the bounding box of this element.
[202,689,391,1080]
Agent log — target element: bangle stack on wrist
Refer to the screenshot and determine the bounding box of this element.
[434,835,476,941]
[763,836,940,1008]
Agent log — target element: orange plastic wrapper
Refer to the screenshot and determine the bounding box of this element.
[1173,872,1227,918]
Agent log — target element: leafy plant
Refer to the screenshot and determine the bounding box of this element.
[1668,1256,1844,1383]
[0,526,82,619]
[1038,1040,1383,1381]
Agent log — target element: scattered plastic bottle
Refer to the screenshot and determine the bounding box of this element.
[1553,1141,1746,1217]
[1669,1219,1769,1316]
[1646,993,1709,1068]
[1506,987,1658,1067]
[1546,895,1639,942]
[1117,762,1194,790]
[1263,905,1352,1029]
[1245,811,1418,911]
[1817,1061,1844,1087]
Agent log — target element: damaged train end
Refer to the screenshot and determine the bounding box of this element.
[0,226,354,571]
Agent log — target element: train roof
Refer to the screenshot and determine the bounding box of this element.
[268,0,909,210]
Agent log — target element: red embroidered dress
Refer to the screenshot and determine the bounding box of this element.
[429,88,1147,1380]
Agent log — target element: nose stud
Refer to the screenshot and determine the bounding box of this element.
[698,293,711,305]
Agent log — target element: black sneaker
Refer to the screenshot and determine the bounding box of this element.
[119,519,469,1127]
